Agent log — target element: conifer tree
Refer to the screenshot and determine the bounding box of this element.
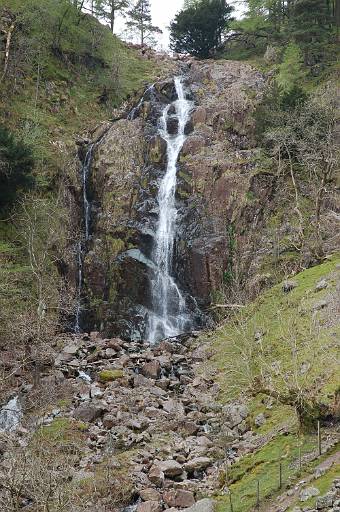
[94,0,130,32]
[170,0,233,58]
[126,0,162,46]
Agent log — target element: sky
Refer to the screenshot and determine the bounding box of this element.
[115,0,245,50]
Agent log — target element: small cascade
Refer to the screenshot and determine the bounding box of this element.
[0,396,22,432]
[146,77,194,344]
[75,144,95,333]
[128,84,155,120]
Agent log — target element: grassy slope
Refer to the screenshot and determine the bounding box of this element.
[202,256,340,512]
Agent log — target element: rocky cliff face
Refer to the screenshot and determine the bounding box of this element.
[81,56,339,341]
[80,60,273,340]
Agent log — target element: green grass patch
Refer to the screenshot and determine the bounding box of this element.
[216,434,338,512]
[207,255,340,404]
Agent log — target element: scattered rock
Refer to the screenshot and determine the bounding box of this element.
[73,404,105,423]
[163,489,195,508]
[183,498,215,512]
[282,280,298,293]
[315,279,328,292]
[254,413,266,427]
[141,361,161,380]
[184,457,212,472]
[137,501,162,512]
[140,488,162,502]
[316,492,336,509]
[159,460,183,478]
[149,464,165,486]
[300,487,320,502]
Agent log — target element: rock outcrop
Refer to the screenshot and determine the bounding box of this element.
[80,60,269,340]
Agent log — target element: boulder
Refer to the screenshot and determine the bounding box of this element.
[183,499,215,512]
[184,457,212,473]
[102,414,116,429]
[140,488,162,502]
[149,464,165,486]
[282,280,298,293]
[300,487,320,502]
[223,404,248,428]
[141,361,161,380]
[254,413,266,427]
[159,460,183,477]
[163,399,185,416]
[73,404,105,423]
[316,492,336,509]
[315,279,328,292]
[192,106,207,126]
[163,489,195,508]
[137,501,162,512]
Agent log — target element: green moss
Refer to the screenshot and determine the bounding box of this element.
[37,417,87,445]
[99,369,124,382]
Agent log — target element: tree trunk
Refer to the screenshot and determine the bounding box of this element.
[0,22,15,84]
[110,0,115,32]
[336,0,340,42]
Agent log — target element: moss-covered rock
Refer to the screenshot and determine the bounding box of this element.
[98,369,124,382]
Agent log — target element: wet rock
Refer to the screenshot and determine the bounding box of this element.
[142,361,161,380]
[167,116,179,135]
[163,489,195,508]
[192,106,207,126]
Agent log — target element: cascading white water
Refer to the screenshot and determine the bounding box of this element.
[147,77,193,344]
[0,396,22,432]
[75,144,94,333]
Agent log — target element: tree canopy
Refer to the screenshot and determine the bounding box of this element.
[170,0,234,58]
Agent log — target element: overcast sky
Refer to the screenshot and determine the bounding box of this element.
[115,0,245,50]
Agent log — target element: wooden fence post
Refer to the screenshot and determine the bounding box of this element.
[279,462,282,490]
[229,491,234,512]
[256,480,260,509]
[318,420,322,456]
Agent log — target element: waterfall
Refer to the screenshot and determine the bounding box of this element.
[0,396,22,432]
[75,144,94,333]
[128,84,155,121]
[147,77,194,344]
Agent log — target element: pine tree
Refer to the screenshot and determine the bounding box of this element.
[290,0,332,65]
[126,0,162,46]
[276,43,306,94]
[94,0,130,32]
